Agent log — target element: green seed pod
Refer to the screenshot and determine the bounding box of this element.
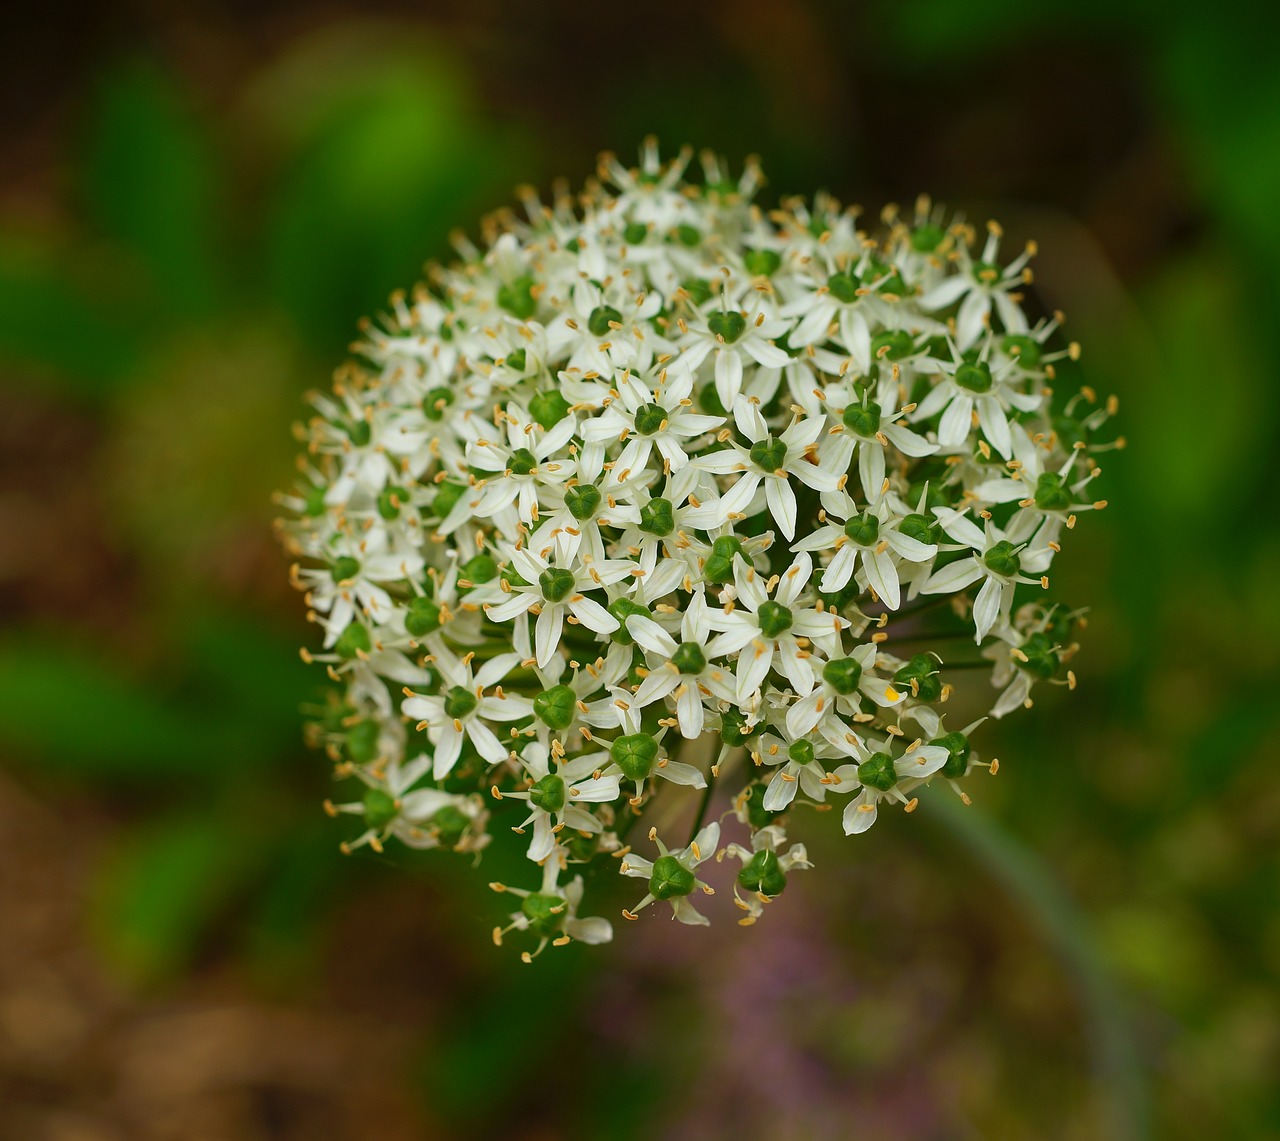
[588,305,623,337]
[756,600,794,638]
[509,447,538,476]
[749,438,788,472]
[405,597,442,637]
[528,773,566,814]
[843,512,880,547]
[932,731,971,779]
[704,535,746,584]
[899,512,940,545]
[1001,334,1042,368]
[720,708,758,748]
[681,278,713,306]
[827,269,861,304]
[857,752,898,792]
[443,685,478,719]
[671,642,707,675]
[634,403,670,436]
[871,329,916,361]
[302,485,328,517]
[460,554,499,586]
[431,804,470,848]
[608,597,649,645]
[983,540,1022,577]
[520,891,567,937]
[423,387,455,421]
[497,275,537,319]
[707,310,747,343]
[911,223,945,252]
[894,653,942,701]
[335,621,371,661]
[738,849,787,897]
[565,483,602,521]
[346,718,381,763]
[639,497,675,536]
[432,480,466,519]
[533,684,577,730]
[610,733,660,782]
[529,389,570,430]
[822,657,864,694]
[956,361,993,394]
[363,787,399,830]
[539,567,576,602]
[377,486,410,521]
[331,556,360,584]
[788,738,815,766]
[1033,473,1072,513]
[1018,632,1060,679]
[842,401,882,438]
[745,248,782,276]
[650,854,696,899]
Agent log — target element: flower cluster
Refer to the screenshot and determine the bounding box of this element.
[278,141,1118,956]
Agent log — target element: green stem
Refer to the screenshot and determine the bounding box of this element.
[925,789,1148,1140]
[877,593,956,624]
[614,801,642,846]
[881,628,978,643]
[688,763,718,843]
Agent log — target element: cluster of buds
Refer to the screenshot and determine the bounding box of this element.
[278,141,1118,956]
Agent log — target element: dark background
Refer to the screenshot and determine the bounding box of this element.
[1,2,1277,1139]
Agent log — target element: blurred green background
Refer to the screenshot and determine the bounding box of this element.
[1,3,1277,1139]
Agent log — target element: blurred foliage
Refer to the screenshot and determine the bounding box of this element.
[1,5,1278,1140]
[0,28,537,993]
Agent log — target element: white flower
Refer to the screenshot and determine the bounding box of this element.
[528,464,643,565]
[282,144,1112,953]
[498,741,622,862]
[970,421,1105,543]
[781,256,876,365]
[307,389,402,502]
[325,755,490,855]
[917,221,1035,349]
[751,723,858,812]
[620,823,721,925]
[705,552,848,701]
[919,511,1053,642]
[821,383,938,501]
[678,292,791,409]
[607,482,726,593]
[579,365,722,476]
[912,342,1042,459]
[297,532,424,646]
[401,648,533,778]
[793,487,936,609]
[484,545,634,667]
[832,738,950,835]
[720,824,812,924]
[784,642,904,744]
[984,603,1079,718]
[544,278,666,374]
[692,400,840,541]
[625,590,738,739]
[466,403,578,529]
[491,857,613,960]
[576,688,707,801]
